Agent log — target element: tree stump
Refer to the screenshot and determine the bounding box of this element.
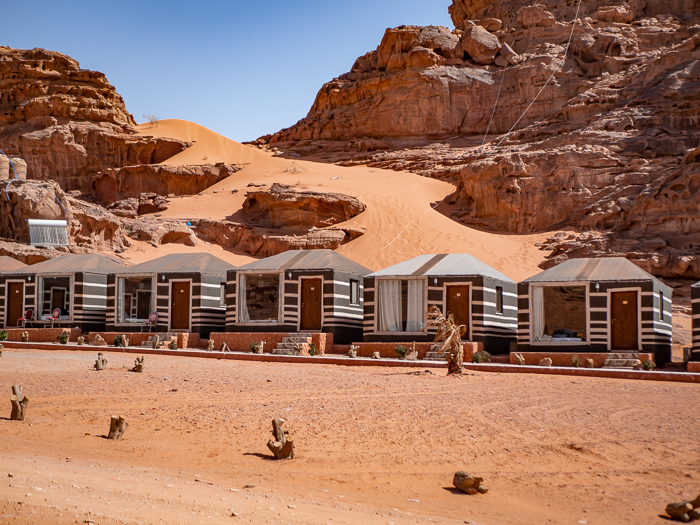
[222,343,230,353]
[132,356,145,373]
[453,471,488,495]
[94,352,108,370]
[107,415,128,440]
[665,494,700,521]
[513,353,525,365]
[266,418,295,459]
[585,358,595,368]
[348,345,358,358]
[406,341,418,361]
[372,351,381,359]
[120,335,129,347]
[77,336,85,346]
[207,339,214,351]
[539,357,552,367]
[10,385,29,421]
[21,332,28,343]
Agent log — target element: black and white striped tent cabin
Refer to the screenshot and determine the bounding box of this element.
[226,249,371,344]
[692,281,699,357]
[0,257,28,328]
[363,253,517,353]
[518,258,673,365]
[107,253,233,338]
[0,254,124,331]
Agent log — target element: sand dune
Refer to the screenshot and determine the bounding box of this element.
[135,119,554,280]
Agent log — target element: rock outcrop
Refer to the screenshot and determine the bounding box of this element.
[122,219,198,248]
[0,47,190,192]
[92,162,241,205]
[243,183,366,228]
[107,193,170,218]
[262,0,700,278]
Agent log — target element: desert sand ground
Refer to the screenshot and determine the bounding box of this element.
[130,120,555,281]
[1,349,699,525]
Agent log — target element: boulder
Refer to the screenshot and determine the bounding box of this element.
[516,5,556,28]
[539,358,553,367]
[476,18,502,32]
[460,26,501,65]
[122,219,197,248]
[90,334,108,347]
[108,193,170,218]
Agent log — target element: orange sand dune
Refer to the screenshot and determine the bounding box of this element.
[136,120,553,280]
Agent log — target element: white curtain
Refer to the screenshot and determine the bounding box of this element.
[117,277,124,323]
[378,280,402,332]
[238,274,250,323]
[531,286,544,342]
[406,280,425,332]
[36,277,44,318]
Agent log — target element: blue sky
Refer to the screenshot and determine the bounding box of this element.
[4,1,453,142]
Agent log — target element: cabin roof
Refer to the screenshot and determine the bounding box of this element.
[524,257,667,287]
[4,254,124,275]
[368,253,514,282]
[119,253,234,277]
[235,249,371,275]
[0,256,28,273]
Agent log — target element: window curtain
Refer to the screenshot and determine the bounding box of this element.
[36,277,44,318]
[117,278,125,323]
[238,274,250,323]
[378,279,402,332]
[406,280,426,332]
[531,286,544,342]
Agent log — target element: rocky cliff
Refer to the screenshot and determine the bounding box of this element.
[0,47,189,191]
[264,0,700,278]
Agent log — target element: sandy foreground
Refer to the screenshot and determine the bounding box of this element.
[1,350,699,525]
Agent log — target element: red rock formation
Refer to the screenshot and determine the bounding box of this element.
[122,219,197,248]
[0,47,189,191]
[263,0,700,278]
[91,163,241,205]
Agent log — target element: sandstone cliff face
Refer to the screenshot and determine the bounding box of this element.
[265,0,700,278]
[0,47,189,191]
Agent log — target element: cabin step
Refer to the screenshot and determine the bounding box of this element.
[424,351,447,361]
[283,337,313,343]
[607,352,640,359]
[602,359,641,369]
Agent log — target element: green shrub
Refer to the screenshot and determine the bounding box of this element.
[472,349,491,363]
[169,339,178,350]
[394,345,409,359]
[57,332,70,345]
[249,341,261,353]
[571,354,582,368]
[113,335,124,347]
[641,359,655,371]
[309,342,316,356]
[0,329,7,342]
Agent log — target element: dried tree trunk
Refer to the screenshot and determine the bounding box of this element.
[108,415,128,440]
[94,352,108,371]
[446,342,464,375]
[266,418,295,459]
[10,385,29,421]
[132,356,145,373]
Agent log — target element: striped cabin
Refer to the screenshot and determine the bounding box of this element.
[518,258,673,365]
[106,253,233,338]
[226,250,370,344]
[692,281,699,356]
[362,254,518,353]
[0,254,124,332]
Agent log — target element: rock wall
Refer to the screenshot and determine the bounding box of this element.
[0,47,189,191]
[263,0,700,278]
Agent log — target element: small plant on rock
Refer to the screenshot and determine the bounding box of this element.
[394,345,409,359]
[571,354,582,368]
[641,359,656,371]
[57,332,70,345]
[0,329,7,342]
[169,339,178,350]
[472,350,491,363]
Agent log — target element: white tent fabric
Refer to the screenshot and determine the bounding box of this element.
[378,279,402,332]
[531,286,545,342]
[238,274,250,323]
[406,279,425,332]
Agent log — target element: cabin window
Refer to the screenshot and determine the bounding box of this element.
[377,279,425,332]
[239,273,280,323]
[350,280,360,305]
[37,276,72,319]
[117,277,154,323]
[531,285,587,343]
[496,286,504,314]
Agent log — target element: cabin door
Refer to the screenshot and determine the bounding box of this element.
[171,281,191,330]
[51,288,66,313]
[611,291,638,350]
[7,282,24,327]
[300,278,322,331]
[446,284,470,340]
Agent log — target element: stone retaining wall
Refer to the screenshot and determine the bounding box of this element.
[339,341,482,361]
[209,332,331,354]
[510,352,654,368]
[1,327,81,343]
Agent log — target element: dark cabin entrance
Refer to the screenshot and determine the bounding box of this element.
[170,281,191,330]
[50,288,66,313]
[300,278,322,331]
[611,290,638,350]
[446,284,470,340]
[7,282,24,327]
